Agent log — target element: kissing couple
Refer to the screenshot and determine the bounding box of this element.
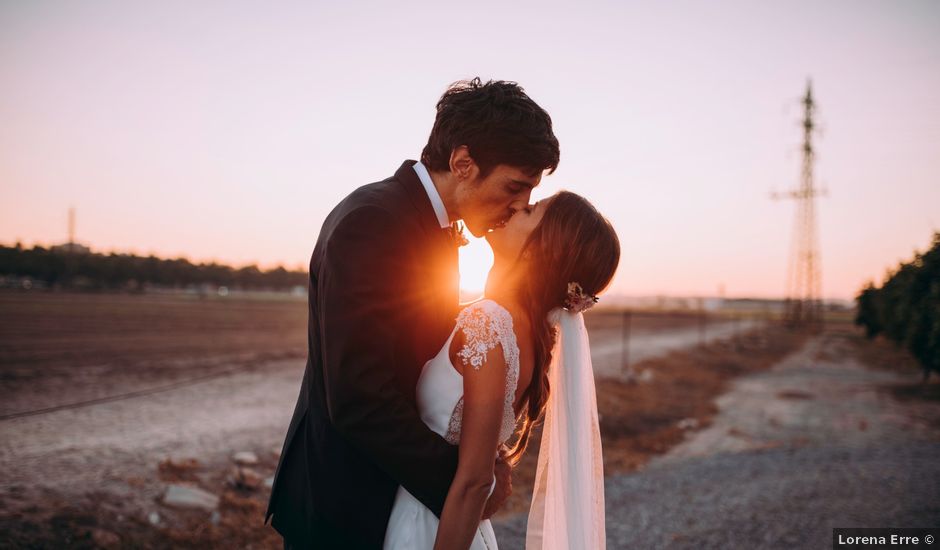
[267,78,620,550]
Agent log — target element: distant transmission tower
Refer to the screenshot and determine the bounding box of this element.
[772,80,825,328]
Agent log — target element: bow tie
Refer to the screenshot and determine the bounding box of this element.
[443,222,469,247]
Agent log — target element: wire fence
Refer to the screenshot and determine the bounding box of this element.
[585,308,780,380]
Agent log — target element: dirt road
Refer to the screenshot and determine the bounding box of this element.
[494,328,940,548]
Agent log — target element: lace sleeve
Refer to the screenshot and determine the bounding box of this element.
[446,300,522,445]
[455,300,514,370]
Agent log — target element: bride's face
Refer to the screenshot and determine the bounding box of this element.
[485,198,550,260]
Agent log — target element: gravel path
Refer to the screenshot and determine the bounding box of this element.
[495,441,940,549]
[494,332,940,549]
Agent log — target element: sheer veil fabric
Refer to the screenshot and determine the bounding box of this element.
[525,309,606,550]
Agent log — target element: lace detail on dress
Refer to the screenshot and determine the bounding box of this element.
[444,399,465,445]
[444,300,520,445]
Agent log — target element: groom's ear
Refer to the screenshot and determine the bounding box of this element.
[449,146,478,182]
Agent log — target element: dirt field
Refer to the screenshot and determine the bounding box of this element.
[1,291,805,548]
[0,292,307,418]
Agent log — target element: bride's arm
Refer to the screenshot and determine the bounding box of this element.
[433,343,508,550]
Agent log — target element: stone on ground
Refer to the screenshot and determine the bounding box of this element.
[232,451,259,465]
[162,484,219,511]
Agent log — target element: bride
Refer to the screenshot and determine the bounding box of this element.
[383,190,620,550]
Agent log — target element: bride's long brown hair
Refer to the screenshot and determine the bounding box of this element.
[504,191,620,465]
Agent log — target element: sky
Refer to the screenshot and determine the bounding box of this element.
[1,0,938,299]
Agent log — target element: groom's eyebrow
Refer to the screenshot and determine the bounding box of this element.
[510,178,537,189]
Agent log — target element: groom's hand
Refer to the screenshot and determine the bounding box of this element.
[481,455,512,519]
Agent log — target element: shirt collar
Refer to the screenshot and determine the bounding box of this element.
[413,161,451,229]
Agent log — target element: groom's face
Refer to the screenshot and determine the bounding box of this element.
[457,164,541,238]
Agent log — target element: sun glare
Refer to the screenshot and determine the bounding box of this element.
[458,236,494,299]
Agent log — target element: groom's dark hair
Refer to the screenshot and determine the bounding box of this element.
[421,78,560,178]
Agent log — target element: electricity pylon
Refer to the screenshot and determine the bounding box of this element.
[772,80,825,328]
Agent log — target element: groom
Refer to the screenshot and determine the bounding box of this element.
[266,78,560,549]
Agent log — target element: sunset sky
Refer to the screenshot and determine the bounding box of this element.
[1,1,938,299]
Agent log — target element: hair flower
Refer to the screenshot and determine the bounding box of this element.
[564,282,598,314]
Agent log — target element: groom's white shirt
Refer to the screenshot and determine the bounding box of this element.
[413,161,451,229]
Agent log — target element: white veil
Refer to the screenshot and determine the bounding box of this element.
[525,308,606,550]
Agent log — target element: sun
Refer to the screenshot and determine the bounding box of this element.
[458,235,494,300]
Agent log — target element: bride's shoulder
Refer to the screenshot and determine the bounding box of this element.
[454,299,517,370]
[458,298,510,314]
[456,299,514,329]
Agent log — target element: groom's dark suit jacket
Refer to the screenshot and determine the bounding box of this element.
[267,161,461,549]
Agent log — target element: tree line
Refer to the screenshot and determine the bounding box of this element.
[0,244,307,291]
[855,232,940,380]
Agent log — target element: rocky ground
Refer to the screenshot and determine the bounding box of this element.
[0,358,302,548]
[494,325,940,549]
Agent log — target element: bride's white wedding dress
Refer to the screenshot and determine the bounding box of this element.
[383,299,520,550]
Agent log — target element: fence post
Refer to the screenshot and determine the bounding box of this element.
[698,298,706,346]
[621,309,632,375]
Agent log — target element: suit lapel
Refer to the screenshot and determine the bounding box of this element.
[393,160,455,251]
[393,160,460,321]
